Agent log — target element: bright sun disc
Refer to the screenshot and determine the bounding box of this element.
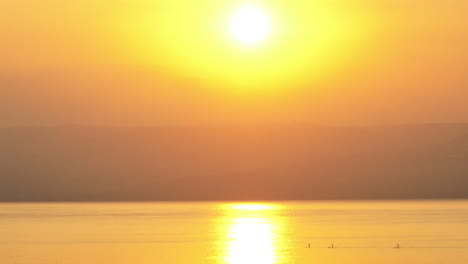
[229,6,270,46]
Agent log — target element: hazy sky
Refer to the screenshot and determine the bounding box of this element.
[1,0,467,126]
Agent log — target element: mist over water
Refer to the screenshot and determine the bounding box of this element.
[1,201,468,264]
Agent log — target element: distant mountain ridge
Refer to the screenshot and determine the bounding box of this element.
[1,123,468,201]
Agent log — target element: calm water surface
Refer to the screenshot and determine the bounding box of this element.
[1,201,468,264]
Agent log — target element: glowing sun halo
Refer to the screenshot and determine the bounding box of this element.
[229,5,271,46]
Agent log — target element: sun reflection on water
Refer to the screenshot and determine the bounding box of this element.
[220,203,284,264]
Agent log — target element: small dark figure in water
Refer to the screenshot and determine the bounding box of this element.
[394,244,400,249]
[308,243,311,248]
[328,244,334,249]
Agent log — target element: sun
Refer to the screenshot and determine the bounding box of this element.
[229,5,271,46]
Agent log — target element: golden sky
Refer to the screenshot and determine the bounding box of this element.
[1,0,467,125]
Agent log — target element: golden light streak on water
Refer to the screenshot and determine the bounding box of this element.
[221,203,285,264]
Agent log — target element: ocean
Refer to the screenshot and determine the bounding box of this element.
[1,201,468,264]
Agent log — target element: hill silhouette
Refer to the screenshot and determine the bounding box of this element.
[1,123,467,201]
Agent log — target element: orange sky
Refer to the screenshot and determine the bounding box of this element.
[1,0,467,126]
